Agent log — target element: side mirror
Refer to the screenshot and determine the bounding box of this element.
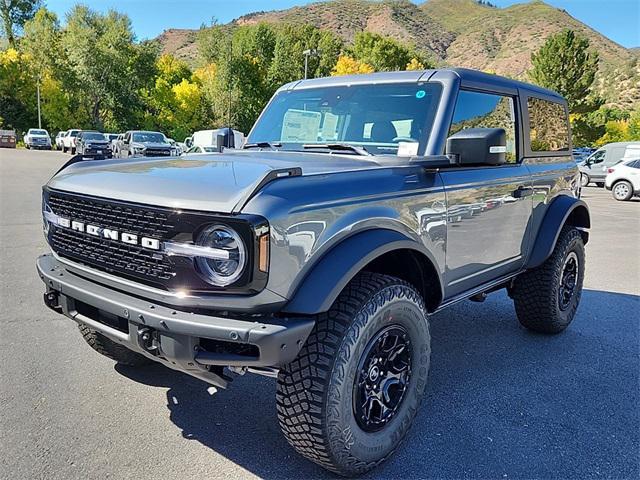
[446,128,507,166]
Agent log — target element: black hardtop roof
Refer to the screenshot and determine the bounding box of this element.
[285,67,564,102]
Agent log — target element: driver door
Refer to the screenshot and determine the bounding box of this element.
[440,89,532,297]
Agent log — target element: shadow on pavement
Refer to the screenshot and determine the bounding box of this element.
[115,288,639,479]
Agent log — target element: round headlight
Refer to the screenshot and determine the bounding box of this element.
[195,225,246,286]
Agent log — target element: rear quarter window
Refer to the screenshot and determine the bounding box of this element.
[527,97,569,152]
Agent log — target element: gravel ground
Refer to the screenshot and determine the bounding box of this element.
[1,149,638,480]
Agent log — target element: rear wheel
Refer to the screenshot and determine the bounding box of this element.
[612,180,633,201]
[512,227,585,334]
[78,324,152,366]
[276,272,431,476]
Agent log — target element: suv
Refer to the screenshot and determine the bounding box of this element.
[76,131,112,158]
[116,130,172,158]
[24,128,52,149]
[37,69,589,476]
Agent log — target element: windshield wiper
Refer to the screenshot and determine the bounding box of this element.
[242,141,282,150]
[302,143,371,156]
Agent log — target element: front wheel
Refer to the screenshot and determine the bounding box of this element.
[580,173,589,187]
[512,226,585,334]
[276,272,431,476]
[612,181,633,201]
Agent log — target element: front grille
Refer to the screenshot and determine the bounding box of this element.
[47,191,177,286]
[145,149,171,156]
[49,192,175,238]
[51,228,174,280]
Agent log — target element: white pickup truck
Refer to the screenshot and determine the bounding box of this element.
[61,129,81,154]
[24,128,52,149]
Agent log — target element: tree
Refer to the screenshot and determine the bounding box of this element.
[196,22,342,133]
[0,0,41,47]
[61,5,158,130]
[406,58,425,71]
[571,107,630,146]
[0,47,36,131]
[331,55,374,76]
[348,32,431,72]
[529,30,601,114]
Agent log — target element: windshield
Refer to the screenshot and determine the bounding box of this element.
[81,132,105,140]
[133,132,166,143]
[30,129,47,135]
[248,83,442,156]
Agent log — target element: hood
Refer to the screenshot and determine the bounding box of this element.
[47,150,385,213]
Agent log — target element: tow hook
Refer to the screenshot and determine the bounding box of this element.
[43,291,62,313]
[137,327,159,354]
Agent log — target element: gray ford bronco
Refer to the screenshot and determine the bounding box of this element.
[38,68,590,476]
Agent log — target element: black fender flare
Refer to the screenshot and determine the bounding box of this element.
[282,229,443,315]
[526,195,590,269]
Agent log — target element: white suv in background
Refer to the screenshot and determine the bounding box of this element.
[605,159,640,201]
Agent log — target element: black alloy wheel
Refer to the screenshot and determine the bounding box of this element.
[353,325,412,432]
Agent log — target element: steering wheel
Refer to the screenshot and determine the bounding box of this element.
[392,136,418,143]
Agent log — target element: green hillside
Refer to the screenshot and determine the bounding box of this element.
[158,0,639,109]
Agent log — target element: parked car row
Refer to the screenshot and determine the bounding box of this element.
[578,141,640,201]
[21,127,246,157]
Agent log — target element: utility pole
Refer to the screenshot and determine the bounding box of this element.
[36,76,42,129]
[303,49,320,79]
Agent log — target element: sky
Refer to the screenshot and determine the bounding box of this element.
[46,0,640,48]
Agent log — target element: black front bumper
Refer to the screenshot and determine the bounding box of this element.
[37,254,314,387]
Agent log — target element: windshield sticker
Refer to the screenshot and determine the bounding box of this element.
[415,90,426,99]
[397,141,419,157]
[281,109,322,142]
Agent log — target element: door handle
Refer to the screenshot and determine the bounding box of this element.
[513,186,534,198]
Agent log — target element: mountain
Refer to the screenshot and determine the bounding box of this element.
[157,0,639,109]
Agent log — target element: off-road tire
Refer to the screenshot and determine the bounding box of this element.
[276,272,431,476]
[612,180,633,201]
[512,226,585,334]
[78,324,152,366]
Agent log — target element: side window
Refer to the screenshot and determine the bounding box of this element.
[449,90,517,163]
[124,132,131,142]
[590,150,605,164]
[527,97,569,152]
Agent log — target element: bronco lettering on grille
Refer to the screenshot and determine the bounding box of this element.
[55,218,160,250]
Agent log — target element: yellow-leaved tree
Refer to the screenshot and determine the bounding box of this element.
[331,55,374,76]
[406,58,425,71]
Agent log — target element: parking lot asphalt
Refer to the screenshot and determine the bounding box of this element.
[1,149,638,480]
